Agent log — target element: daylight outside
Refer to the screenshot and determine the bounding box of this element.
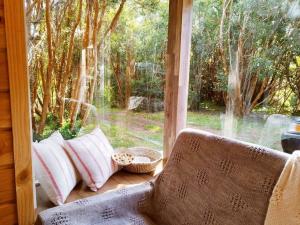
[188,0,300,151]
[27,0,300,152]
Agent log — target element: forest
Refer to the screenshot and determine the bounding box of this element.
[26,0,300,150]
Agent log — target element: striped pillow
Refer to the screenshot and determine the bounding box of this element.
[32,131,79,205]
[64,128,118,191]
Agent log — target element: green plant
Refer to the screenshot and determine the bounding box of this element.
[59,121,82,140]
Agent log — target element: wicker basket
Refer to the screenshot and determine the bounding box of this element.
[115,147,162,173]
[112,152,134,166]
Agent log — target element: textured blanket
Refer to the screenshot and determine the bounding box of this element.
[38,129,288,225]
[38,182,156,225]
[264,151,300,225]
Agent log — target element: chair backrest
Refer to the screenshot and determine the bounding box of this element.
[151,129,288,225]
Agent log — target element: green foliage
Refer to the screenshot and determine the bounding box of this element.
[109,0,168,105]
[189,0,300,114]
[33,114,59,141]
[59,121,82,140]
[33,113,81,141]
[250,56,275,79]
[132,72,164,99]
[30,0,300,149]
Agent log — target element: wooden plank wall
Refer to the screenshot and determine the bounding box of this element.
[0,0,18,223]
[4,0,35,223]
[0,0,35,224]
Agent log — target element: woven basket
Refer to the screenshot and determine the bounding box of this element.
[115,147,162,173]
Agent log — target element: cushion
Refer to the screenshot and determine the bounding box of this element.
[32,131,79,205]
[64,128,118,191]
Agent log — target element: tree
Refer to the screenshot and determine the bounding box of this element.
[27,0,128,135]
[109,0,168,107]
[190,0,300,116]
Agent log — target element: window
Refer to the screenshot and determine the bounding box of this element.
[27,0,169,151]
[188,0,300,151]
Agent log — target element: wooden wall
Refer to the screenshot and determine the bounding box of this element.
[0,0,18,223]
[0,0,35,224]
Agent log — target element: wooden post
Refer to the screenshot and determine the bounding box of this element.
[4,0,35,224]
[163,0,193,159]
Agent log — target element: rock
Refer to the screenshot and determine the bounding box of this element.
[128,96,164,112]
[128,96,148,111]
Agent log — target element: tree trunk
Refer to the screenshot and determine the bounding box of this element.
[81,45,98,125]
[70,49,87,129]
[57,0,82,125]
[81,0,127,125]
[99,41,105,98]
[80,0,100,126]
[125,46,135,108]
[112,53,124,107]
[219,0,232,77]
[38,0,53,134]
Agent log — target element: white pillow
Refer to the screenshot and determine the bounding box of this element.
[32,131,79,205]
[64,128,118,191]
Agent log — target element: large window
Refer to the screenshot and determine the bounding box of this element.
[188,0,300,151]
[27,0,168,151]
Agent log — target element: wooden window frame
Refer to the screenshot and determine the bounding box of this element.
[4,0,35,224]
[163,0,193,159]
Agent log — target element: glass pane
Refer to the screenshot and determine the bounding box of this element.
[189,0,300,153]
[26,0,168,151]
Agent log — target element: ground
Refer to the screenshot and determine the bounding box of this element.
[88,108,284,152]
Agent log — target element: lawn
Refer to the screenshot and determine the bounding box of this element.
[93,108,284,151]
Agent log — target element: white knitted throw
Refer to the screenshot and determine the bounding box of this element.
[265,151,300,225]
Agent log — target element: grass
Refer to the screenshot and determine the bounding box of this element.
[99,109,281,150]
[99,121,162,150]
[100,109,224,151]
[99,123,135,148]
[133,111,165,122]
[187,111,222,130]
[38,106,283,152]
[144,124,162,132]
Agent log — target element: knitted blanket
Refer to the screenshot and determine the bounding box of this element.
[265,151,300,225]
